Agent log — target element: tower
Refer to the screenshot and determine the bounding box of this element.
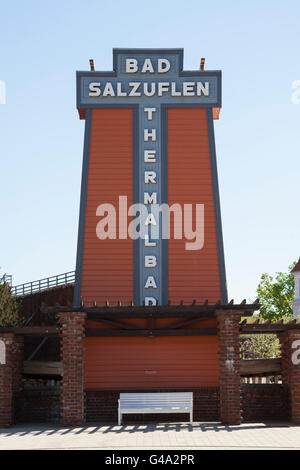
[74,48,227,307]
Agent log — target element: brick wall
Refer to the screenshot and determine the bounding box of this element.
[85,388,220,423]
[216,310,242,425]
[14,390,61,424]
[12,336,24,394]
[58,312,86,426]
[279,330,300,424]
[242,384,290,422]
[10,385,291,424]
[0,334,14,427]
[86,386,289,424]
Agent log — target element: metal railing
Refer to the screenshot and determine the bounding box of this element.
[11,271,75,297]
[0,274,12,286]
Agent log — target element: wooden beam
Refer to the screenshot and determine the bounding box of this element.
[0,326,59,336]
[240,358,281,376]
[147,315,155,330]
[241,323,300,334]
[85,328,217,337]
[44,303,259,316]
[87,311,217,320]
[88,317,143,330]
[167,316,211,329]
[23,361,62,376]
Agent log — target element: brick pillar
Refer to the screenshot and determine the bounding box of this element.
[0,334,14,428]
[216,310,242,425]
[12,336,24,395]
[58,312,86,426]
[279,330,300,424]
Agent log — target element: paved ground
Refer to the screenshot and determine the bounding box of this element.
[0,422,300,450]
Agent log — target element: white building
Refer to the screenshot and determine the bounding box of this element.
[291,259,300,318]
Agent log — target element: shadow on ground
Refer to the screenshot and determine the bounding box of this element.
[0,421,291,438]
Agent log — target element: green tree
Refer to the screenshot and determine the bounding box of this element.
[0,275,21,327]
[240,314,281,359]
[241,335,281,359]
[256,262,296,321]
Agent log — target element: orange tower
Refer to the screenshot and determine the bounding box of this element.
[75,49,226,308]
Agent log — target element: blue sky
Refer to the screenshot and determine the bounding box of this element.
[0,0,299,301]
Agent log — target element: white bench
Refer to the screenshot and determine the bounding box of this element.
[118,392,193,425]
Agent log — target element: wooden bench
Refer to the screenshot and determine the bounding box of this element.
[118,392,193,425]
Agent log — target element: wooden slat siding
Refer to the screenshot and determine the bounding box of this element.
[85,336,219,389]
[167,108,221,303]
[80,108,134,305]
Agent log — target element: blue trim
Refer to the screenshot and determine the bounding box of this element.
[206,108,228,303]
[132,106,140,306]
[161,105,168,305]
[73,109,92,307]
[78,103,221,111]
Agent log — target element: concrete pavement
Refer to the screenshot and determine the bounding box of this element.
[0,422,300,450]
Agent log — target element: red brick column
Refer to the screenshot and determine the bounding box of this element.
[0,334,14,428]
[12,336,24,395]
[58,312,86,426]
[279,330,300,424]
[216,310,242,425]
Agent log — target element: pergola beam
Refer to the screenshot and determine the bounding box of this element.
[0,326,59,336]
[87,311,217,320]
[241,322,300,334]
[85,327,218,337]
[42,302,259,317]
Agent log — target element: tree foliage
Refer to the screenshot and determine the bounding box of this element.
[244,334,281,359]
[241,263,297,359]
[0,275,21,327]
[241,331,281,359]
[256,262,296,321]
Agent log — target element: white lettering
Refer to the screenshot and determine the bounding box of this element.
[158,58,170,73]
[184,203,205,250]
[144,171,156,184]
[144,150,156,163]
[127,203,148,240]
[118,196,128,239]
[145,213,157,226]
[144,82,156,97]
[117,82,127,97]
[144,107,156,120]
[0,340,5,365]
[171,82,181,96]
[145,255,157,268]
[89,82,101,97]
[96,204,116,239]
[197,81,209,96]
[144,192,157,205]
[145,297,157,306]
[144,234,157,247]
[144,129,157,142]
[141,58,154,74]
[158,82,169,96]
[126,58,138,73]
[145,276,157,289]
[102,82,115,97]
[129,82,141,97]
[183,82,195,96]
[292,340,300,365]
